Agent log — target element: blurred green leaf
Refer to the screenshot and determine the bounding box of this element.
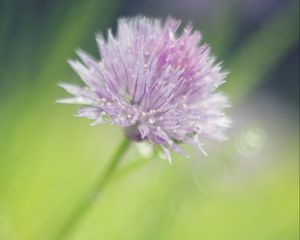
[223,1,299,102]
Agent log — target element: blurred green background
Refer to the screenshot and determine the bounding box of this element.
[0,0,299,239]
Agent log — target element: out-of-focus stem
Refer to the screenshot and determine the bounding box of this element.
[55,138,131,240]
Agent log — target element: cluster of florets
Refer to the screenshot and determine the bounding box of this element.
[58,16,231,161]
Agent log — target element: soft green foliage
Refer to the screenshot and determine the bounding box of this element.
[0,0,299,239]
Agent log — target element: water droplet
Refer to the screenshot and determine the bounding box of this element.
[149,118,155,124]
[136,142,153,158]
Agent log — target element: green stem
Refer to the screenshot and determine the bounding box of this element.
[55,138,131,240]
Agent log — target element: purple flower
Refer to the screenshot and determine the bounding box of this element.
[58,16,231,162]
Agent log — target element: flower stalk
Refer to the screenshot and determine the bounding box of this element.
[55,138,131,239]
